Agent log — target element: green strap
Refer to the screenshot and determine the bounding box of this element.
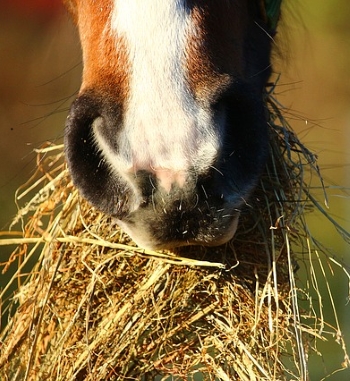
[265,0,283,29]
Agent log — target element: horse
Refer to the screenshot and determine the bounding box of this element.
[63,0,281,250]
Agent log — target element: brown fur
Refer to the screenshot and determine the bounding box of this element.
[65,0,129,103]
[186,2,249,103]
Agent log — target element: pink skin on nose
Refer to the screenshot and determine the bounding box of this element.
[151,168,187,193]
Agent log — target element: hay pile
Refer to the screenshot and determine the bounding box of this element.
[0,93,349,381]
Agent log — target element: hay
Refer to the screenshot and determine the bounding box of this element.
[0,92,349,381]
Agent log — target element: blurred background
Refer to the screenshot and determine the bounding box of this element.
[0,0,349,379]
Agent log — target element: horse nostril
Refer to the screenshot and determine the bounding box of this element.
[65,95,104,186]
[64,93,132,218]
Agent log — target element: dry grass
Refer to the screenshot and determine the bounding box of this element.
[0,92,349,380]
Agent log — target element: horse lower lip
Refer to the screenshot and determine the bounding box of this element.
[115,209,240,250]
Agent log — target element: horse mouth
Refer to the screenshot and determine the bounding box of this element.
[115,202,241,250]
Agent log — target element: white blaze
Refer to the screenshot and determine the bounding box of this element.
[94,0,220,190]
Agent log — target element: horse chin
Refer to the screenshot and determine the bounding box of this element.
[115,211,240,251]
